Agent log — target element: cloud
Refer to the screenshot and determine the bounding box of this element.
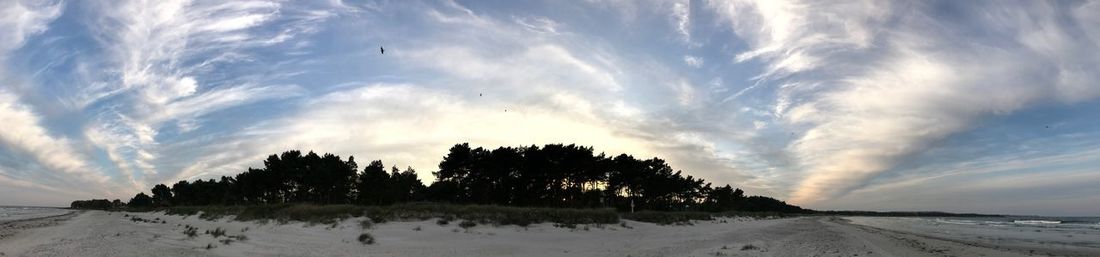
[708,0,1100,205]
[72,0,330,191]
[0,0,62,52]
[158,1,762,192]
[0,91,109,185]
[683,55,703,68]
[0,0,124,198]
[671,1,691,42]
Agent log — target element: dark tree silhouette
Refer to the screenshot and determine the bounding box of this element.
[357,160,390,205]
[151,184,173,206]
[128,193,153,207]
[100,143,803,214]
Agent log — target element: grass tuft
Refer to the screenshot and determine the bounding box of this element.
[182,226,198,238]
[458,220,477,229]
[357,233,375,244]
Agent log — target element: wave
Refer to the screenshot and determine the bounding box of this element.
[1013,220,1062,225]
[934,218,979,225]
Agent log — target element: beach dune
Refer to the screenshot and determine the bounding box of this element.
[3,210,1098,256]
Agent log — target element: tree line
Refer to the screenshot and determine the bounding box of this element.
[74,143,805,213]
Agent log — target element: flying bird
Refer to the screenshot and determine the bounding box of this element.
[380,46,385,54]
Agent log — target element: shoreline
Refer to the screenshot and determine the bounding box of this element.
[845,216,1100,257]
[0,210,78,242]
[1,211,1096,256]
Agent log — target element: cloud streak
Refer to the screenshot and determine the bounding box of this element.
[1,0,1099,214]
[709,0,1100,205]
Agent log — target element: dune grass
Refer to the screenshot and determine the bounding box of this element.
[162,202,620,226]
[157,203,793,227]
[620,210,796,225]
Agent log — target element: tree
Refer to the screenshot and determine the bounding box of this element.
[103,143,803,214]
[357,160,390,205]
[151,184,173,206]
[128,193,153,208]
[387,166,425,203]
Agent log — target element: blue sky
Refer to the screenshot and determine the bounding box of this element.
[1,0,1099,216]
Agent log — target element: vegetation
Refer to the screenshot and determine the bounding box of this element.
[69,199,123,210]
[127,193,153,208]
[72,143,808,223]
[357,233,375,244]
[158,203,618,226]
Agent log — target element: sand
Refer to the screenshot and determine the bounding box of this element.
[1,211,1098,256]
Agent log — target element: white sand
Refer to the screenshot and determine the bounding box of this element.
[2,211,1097,256]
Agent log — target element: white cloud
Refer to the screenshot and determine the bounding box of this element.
[671,1,691,42]
[173,84,661,183]
[674,79,696,107]
[0,91,110,185]
[0,0,62,52]
[0,1,122,198]
[161,2,763,192]
[514,16,561,35]
[72,0,331,191]
[683,55,703,68]
[708,0,1100,206]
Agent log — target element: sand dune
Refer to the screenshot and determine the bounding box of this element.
[2,211,1097,256]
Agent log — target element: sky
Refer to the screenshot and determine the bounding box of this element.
[1,0,1099,216]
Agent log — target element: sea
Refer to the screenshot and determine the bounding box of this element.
[928,216,1100,229]
[0,206,70,223]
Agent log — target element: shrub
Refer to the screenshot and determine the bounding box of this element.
[182,227,198,238]
[357,233,375,244]
[458,220,477,229]
[621,211,713,225]
[436,217,452,226]
[161,203,620,228]
[207,227,226,238]
[554,223,577,229]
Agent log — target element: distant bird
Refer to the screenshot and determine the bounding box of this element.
[479,93,483,97]
[380,46,385,54]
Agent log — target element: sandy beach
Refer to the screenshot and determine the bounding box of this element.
[0,210,1095,257]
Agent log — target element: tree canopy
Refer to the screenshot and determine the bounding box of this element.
[87,143,804,213]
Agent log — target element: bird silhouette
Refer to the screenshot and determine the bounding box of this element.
[380,46,385,54]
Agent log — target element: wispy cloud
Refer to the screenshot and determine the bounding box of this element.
[709,0,1100,205]
[2,0,1099,214]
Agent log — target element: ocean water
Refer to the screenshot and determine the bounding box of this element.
[928,216,1100,229]
[0,206,70,223]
